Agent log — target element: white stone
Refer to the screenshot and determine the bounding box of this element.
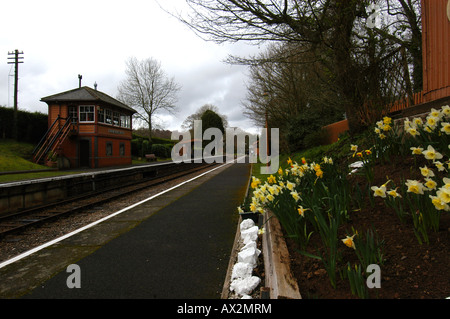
[240,219,255,232]
[238,246,261,267]
[231,262,253,280]
[241,225,259,244]
[230,276,261,296]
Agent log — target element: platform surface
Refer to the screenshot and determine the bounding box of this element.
[0,161,251,299]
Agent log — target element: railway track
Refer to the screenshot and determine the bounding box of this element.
[0,162,218,239]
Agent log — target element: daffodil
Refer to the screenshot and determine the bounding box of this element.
[420,165,435,178]
[291,191,300,202]
[287,157,293,166]
[238,206,244,214]
[278,167,284,176]
[443,177,450,189]
[424,178,437,191]
[436,187,450,203]
[371,185,387,198]
[383,116,392,125]
[422,145,443,161]
[388,189,402,198]
[351,144,358,152]
[429,108,442,119]
[410,146,423,155]
[297,205,310,217]
[342,235,356,249]
[413,117,423,126]
[441,105,450,116]
[405,179,425,195]
[286,181,295,191]
[315,169,323,178]
[267,174,276,184]
[440,122,450,135]
[407,127,419,137]
[434,161,446,172]
[429,195,450,211]
[426,116,437,129]
[251,176,261,189]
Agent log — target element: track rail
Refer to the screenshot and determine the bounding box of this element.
[0,162,218,238]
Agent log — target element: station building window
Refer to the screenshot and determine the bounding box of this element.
[79,105,95,122]
[113,112,120,126]
[98,108,105,123]
[106,142,113,156]
[119,143,125,156]
[105,109,112,124]
[68,106,78,123]
[120,115,131,128]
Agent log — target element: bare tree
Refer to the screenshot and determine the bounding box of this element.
[173,0,422,134]
[117,57,181,141]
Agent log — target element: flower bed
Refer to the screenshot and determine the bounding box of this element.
[244,105,450,299]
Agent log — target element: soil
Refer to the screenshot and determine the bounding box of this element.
[285,155,450,299]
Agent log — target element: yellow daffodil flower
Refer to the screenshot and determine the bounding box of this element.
[437,187,450,203]
[413,117,423,126]
[286,181,295,191]
[424,178,437,191]
[441,105,450,116]
[316,169,323,178]
[267,174,276,184]
[388,188,402,198]
[278,167,284,176]
[405,180,425,195]
[440,122,450,135]
[429,195,450,211]
[251,176,261,189]
[342,235,356,249]
[297,205,310,217]
[291,191,300,202]
[420,166,435,178]
[407,127,419,137]
[371,185,387,198]
[422,145,443,161]
[410,146,423,155]
[383,116,392,125]
[434,161,446,172]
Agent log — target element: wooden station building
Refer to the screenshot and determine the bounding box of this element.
[34,86,136,169]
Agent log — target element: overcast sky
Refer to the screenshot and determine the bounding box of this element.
[0,0,264,134]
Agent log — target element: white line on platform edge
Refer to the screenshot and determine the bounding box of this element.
[0,159,242,269]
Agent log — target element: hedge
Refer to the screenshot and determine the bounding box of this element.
[0,106,48,144]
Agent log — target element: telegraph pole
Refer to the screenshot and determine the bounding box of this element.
[7,50,24,140]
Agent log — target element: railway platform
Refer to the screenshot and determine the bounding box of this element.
[0,159,251,299]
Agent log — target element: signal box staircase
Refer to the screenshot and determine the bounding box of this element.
[32,116,75,165]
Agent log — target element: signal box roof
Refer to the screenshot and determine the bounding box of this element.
[41,86,136,113]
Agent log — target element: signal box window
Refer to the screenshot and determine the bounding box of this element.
[79,105,95,122]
